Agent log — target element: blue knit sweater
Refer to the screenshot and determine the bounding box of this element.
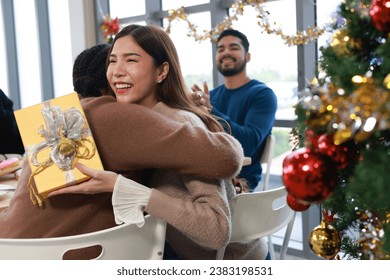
[210,79,277,189]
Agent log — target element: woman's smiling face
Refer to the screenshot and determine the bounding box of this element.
[106,36,160,108]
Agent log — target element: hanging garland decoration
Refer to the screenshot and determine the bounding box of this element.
[165,5,237,43]
[164,0,326,46]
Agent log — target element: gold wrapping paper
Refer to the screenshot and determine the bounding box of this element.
[14,92,103,206]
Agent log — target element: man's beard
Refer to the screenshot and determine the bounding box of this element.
[217,59,247,77]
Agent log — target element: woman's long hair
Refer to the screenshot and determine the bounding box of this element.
[108,24,223,133]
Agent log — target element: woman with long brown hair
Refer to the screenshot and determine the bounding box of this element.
[50,24,267,260]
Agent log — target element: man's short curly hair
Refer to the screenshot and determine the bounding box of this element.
[72,44,111,97]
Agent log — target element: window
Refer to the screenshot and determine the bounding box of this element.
[48,0,73,97]
[162,0,209,10]
[232,1,298,122]
[109,0,145,18]
[229,2,298,186]
[14,0,41,107]
[231,1,298,191]
[163,12,213,89]
[0,3,9,95]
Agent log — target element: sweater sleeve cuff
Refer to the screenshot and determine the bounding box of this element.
[112,175,152,227]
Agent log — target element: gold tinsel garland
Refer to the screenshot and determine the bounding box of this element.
[164,0,326,46]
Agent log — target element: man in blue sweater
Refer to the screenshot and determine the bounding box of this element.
[193,29,277,191]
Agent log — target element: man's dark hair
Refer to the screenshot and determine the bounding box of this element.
[217,29,250,52]
[72,44,111,97]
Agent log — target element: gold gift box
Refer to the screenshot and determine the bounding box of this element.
[14,92,103,203]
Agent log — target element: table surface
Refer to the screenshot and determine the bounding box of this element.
[0,172,18,211]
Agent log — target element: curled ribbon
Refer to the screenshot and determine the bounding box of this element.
[27,101,95,207]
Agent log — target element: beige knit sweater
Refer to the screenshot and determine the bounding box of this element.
[149,102,268,260]
[0,96,243,258]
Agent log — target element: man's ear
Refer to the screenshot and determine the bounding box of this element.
[246,52,251,62]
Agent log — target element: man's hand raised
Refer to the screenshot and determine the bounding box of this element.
[191,81,212,113]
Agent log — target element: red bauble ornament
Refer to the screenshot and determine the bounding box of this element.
[316,134,359,169]
[282,147,337,202]
[369,0,390,33]
[287,193,311,211]
[305,129,320,148]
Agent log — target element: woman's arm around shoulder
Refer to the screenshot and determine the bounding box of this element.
[81,96,243,179]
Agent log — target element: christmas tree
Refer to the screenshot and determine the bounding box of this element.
[282,0,389,260]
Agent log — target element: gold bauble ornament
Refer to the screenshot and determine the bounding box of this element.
[357,210,390,260]
[307,112,332,129]
[333,127,353,145]
[384,73,390,89]
[309,220,341,259]
[350,77,389,141]
[330,29,361,56]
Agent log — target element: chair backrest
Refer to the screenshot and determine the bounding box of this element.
[259,134,275,191]
[216,186,295,259]
[0,215,166,260]
[230,186,293,242]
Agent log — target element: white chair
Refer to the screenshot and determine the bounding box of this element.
[216,186,295,260]
[259,134,295,259]
[260,134,277,258]
[259,134,276,192]
[0,215,166,260]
